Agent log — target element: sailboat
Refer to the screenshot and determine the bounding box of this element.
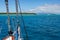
[3,0,22,40]
[2,0,29,40]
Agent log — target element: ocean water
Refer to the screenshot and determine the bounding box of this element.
[0,14,60,40]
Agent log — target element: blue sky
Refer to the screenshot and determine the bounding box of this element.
[0,0,60,13]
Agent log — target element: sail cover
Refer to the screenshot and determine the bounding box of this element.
[3,36,14,40]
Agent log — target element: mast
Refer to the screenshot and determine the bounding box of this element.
[5,0,13,36]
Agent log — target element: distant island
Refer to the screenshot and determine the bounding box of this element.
[0,12,36,16]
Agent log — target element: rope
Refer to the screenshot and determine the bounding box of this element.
[5,0,10,34]
[18,0,29,40]
[5,0,10,31]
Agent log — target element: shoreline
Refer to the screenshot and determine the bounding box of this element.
[0,12,36,14]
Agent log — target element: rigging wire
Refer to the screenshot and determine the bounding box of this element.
[17,0,29,40]
[15,0,20,40]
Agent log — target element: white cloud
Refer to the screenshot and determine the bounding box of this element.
[26,4,60,14]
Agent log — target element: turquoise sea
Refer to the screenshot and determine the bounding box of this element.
[0,13,60,40]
